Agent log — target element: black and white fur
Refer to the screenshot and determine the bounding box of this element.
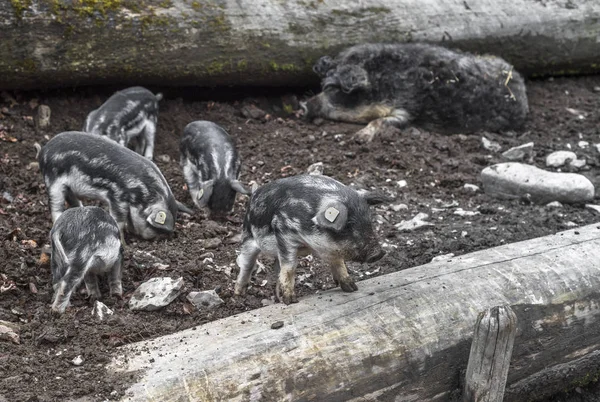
[83,86,162,160]
[234,175,387,305]
[303,43,529,142]
[180,121,249,218]
[39,131,188,243]
[50,206,123,314]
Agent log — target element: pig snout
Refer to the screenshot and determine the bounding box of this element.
[301,95,324,121]
[366,248,385,263]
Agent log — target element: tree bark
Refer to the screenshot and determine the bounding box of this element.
[1,0,600,90]
[108,224,600,402]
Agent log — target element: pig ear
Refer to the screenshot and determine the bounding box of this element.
[196,180,214,208]
[314,200,348,231]
[146,209,175,231]
[357,189,394,206]
[313,56,335,77]
[338,65,370,94]
[230,180,250,195]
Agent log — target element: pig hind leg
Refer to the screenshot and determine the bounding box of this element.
[354,109,411,143]
[109,253,123,298]
[52,263,89,314]
[329,258,358,292]
[274,237,300,305]
[83,256,107,300]
[140,119,156,160]
[234,238,261,295]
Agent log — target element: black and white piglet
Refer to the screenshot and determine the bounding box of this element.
[303,43,529,142]
[50,206,123,314]
[39,131,190,243]
[180,121,249,218]
[83,86,162,160]
[234,174,387,305]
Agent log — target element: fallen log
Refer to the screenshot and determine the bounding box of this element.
[1,0,600,90]
[111,224,600,401]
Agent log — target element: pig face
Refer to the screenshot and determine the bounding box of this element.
[128,204,175,240]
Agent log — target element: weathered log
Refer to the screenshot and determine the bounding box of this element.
[1,0,600,90]
[464,306,517,402]
[109,224,600,401]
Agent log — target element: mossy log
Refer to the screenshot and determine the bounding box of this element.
[110,225,600,401]
[1,0,600,90]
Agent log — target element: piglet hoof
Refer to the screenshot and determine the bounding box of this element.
[353,126,377,144]
[234,283,247,296]
[339,277,358,293]
[275,282,298,305]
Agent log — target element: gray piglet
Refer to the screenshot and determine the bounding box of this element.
[83,86,162,160]
[50,206,123,314]
[180,121,249,219]
[39,131,192,243]
[234,174,387,305]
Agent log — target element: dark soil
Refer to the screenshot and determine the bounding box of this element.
[1,75,600,401]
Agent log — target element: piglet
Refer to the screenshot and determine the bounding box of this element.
[50,206,123,314]
[234,174,388,304]
[180,121,249,219]
[39,131,191,243]
[303,43,529,142]
[83,86,162,160]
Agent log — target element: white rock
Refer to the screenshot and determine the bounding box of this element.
[454,208,480,217]
[546,151,577,168]
[482,137,502,152]
[502,142,534,161]
[128,277,184,311]
[595,144,600,153]
[585,204,600,214]
[306,162,324,175]
[91,301,113,321]
[186,290,224,311]
[463,184,480,192]
[570,159,586,169]
[396,180,407,188]
[0,320,20,344]
[391,203,408,212]
[71,355,84,366]
[578,141,589,149]
[546,201,563,208]
[481,163,595,204]
[431,253,455,262]
[395,213,432,232]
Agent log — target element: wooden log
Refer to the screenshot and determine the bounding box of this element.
[1,0,600,90]
[464,306,517,402]
[108,224,600,402]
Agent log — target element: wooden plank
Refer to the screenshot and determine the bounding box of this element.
[1,0,600,90]
[110,225,600,401]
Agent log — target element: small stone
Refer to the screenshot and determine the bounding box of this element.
[306,162,324,175]
[92,301,113,321]
[464,184,480,192]
[396,180,407,188]
[395,213,432,232]
[34,105,51,129]
[546,151,577,168]
[128,277,184,311]
[2,191,14,203]
[570,158,586,169]
[271,321,284,329]
[481,162,595,204]
[241,104,266,120]
[261,298,275,306]
[313,118,324,126]
[71,355,84,366]
[501,142,534,161]
[157,154,171,163]
[482,137,502,152]
[546,201,563,208]
[391,203,408,212]
[578,141,589,149]
[454,208,480,217]
[431,253,455,262]
[585,204,600,214]
[306,135,316,142]
[594,86,600,93]
[201,238,222,249]
[187,290,224,310]
[0,320,19,344]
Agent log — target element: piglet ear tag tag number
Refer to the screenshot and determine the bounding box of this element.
[155,211,167,225]
[198,188,204,199]
[325,207,340,222]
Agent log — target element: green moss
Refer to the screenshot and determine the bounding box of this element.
[191,1,201,10]
[331,6,391,17]
[18,58,37,73]
[10,0,32,19]
[283,104,294,114]
[206,60,225,75]
[236,59,247,71]
[158,0,172,7]
[570,370,600,388]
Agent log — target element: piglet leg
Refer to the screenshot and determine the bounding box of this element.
[354,109,410,143]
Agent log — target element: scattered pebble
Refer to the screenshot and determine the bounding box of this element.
[71,355,84,366]
[431,253,455,263]
[481,137,502,152]
[241,104,266,120]
[391,203,408,212]
[92,301,113,321]
[186,290,224,311]
[157,154,171,163]
[570,158,586,169]
[454,208,480,217]
[271,321,284,330]
[0,320,20,344]
[463,184,480,192]
[395,213,432,232]
[481,162,595,204]
[34,105,51,129]
[546,201,563,208]
[306,162,324,175]
[501,142,534,161]
[585,204,600,214]
[546,151,577,168]
[200,238,222,249]
[578,141,589,149]
[396,180,407,188]
[594,86,600,93]
[128,277,184,311]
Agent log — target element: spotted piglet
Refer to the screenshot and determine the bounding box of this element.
[83,86,162,160]
[50,206,123,314]
[234,174,388,305]
[180,121,249,219]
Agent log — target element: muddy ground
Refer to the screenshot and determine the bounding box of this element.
[1,76,600,401]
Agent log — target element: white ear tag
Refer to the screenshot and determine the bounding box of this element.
[198,188,204,199]
[155,211,167,224]
[325,207,340,222]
